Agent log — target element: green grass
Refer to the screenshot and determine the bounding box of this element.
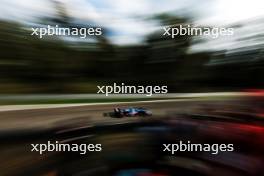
[0,94,237,105]
[0,98,167,105]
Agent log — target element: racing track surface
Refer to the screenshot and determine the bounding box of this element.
[1,98,262,176]
[0,99,227,132]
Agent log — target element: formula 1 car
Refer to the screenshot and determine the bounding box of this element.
[113,107,152,118]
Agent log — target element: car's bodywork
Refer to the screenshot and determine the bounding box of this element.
[113,107,152,117]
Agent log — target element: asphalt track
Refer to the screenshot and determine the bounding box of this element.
[0,99,221,132]
[0,98,260,176]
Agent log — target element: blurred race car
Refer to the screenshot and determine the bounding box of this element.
[113,107,152,117]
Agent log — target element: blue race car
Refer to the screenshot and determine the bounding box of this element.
[113,107,152,118]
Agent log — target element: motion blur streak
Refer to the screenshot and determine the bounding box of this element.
[1,97,264,175]
[0,0,264,176]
